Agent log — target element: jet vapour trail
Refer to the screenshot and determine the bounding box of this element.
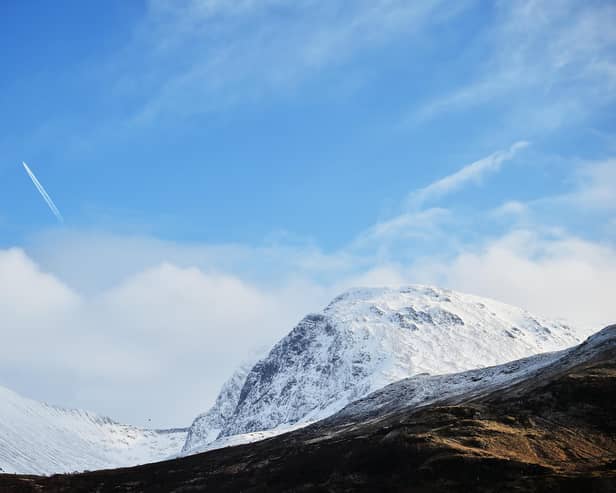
[21,161,64,223]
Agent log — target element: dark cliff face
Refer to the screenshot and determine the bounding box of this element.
[219,312,372,437]
[2,325,615,493]
[236,314,332,408]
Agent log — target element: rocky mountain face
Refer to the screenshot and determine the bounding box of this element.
[8,324,614,492]
[182,285,589,454]
[0,385,187,475]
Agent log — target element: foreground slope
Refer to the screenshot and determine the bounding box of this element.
[0,385,186,475]
[4,324,614,492]
[184,285,587,453]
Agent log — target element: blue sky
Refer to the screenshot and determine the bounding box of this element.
[2,0,612,247]
[0,1,615,427]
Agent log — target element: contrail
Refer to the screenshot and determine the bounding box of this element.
[22,161,64,223]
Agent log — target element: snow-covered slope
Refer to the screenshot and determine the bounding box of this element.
[182,362,252,453]
[0,385,186,475]
[333,323,616,425]
[334,348,564,423]
[183,285,589,454]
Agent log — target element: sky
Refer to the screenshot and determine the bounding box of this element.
[0,0,615,428]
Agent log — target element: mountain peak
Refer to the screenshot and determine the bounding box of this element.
[183,285,588,454]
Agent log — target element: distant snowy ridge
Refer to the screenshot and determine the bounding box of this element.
[0,385,187,475]
[183,285,590,455]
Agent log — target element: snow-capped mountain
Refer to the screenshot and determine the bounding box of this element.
[0,384,187,475]
[183,285,590,454]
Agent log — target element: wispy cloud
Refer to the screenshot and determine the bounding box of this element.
[348,143,530,261]
[411,0,616,128]
[128,0,458,121]
[406,141,529,208]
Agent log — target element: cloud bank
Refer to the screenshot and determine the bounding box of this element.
[3,226,615,428]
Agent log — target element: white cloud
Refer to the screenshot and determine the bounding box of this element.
[406,141,528,208]
[414,229,616,330]
[0,247,329,428]
[0,248,77,323]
